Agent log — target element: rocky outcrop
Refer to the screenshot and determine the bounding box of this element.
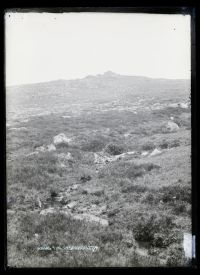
[150,148,162,157]
[53,133,72,146]
[166,121,179,132]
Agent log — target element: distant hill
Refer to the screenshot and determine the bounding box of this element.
[6,72,190,118]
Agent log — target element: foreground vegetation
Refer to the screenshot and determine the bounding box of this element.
[6,85,191,267]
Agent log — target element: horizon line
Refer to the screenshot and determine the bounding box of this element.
[6,71,191,88]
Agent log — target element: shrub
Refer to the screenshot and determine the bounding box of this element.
[169,139,180,148]
[152,233,176,248]
[81,138,107,152]
[142,193,155,204]
[133,213,174,247]
[141,142,155,151]
[172,201,187,215]
[105,143,124,156]
[50,189,58,200]
[161,184,191,204]
[80,175,92,183]
[166,244,188,267]
[99,231,123,243]
[159,140,169,149]
[121,184,147,193]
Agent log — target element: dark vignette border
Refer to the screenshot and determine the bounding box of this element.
[0,1,199,273]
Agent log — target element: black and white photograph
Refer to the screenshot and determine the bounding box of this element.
[5,10,192,267]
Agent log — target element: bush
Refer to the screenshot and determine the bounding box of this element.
[133,213,174,247]
[172,201,187,215]
[166,244,189,267]
[141,142,155,151]
[169,139,180,148]
[99,231,123,243]
[161,184,191,204]
[159,140,169,149]
[121,184,147,193]
[81,138,107,152]
[105,143,124,155]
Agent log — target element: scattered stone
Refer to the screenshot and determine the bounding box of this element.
[61,115,71,118]
[21,119,29,123]
[26,151,39,157]
[54,196,64,202]
[58,152,73,161]
[166,121,179,132]
[40,207,56,215]
[47,144,56,152]
[126,151,135,155]
[124,133,130,138]
[53,133,72,146]
[10,127,27,131]
[70,184,79,191]
[180,103,189,109]
[37,197,42,208]
[150,148,162,157]
[7,210,15,214]
[141,151,149,157]
[168,103,179,108]
[66,201,77,209]
[35,145,46,153]
[72,213,109,227]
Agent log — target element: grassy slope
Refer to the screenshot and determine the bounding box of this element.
[6,76,191,267]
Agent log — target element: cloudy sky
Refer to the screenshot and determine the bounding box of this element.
[5,12,191,86]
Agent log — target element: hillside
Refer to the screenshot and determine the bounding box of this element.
[6,72,190,121]
[6,72,191,267]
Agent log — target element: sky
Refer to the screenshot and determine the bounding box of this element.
[5,12,191,86]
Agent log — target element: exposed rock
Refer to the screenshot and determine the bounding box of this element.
[150,148,162,157]
[166,121,179,132]
[26,151,39,157]
[58,152,73,161]
[126,151,135,155]
[179,103,189,109]
[94,152,124,165]
[10,127,27,131]
[40,207,56,215]
[7,210,15,215]
[141,151,149,157]
[21,119,29,123]
[168,103,179,108]
[35,145,46,153]
[61,115,71,118]
[124,133,130,138]
[54,196,64,202]
[72,213,109,227]
[37,197,42,208]
[69,184,79,191]
[57,153,73,167]
[53,133,72,146]
[47,144,56,152]
[66,201,77,209]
